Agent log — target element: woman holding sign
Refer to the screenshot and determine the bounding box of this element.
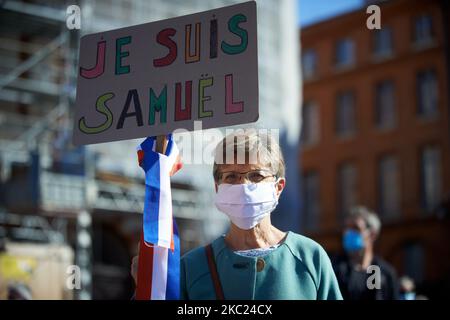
[179,130,342,300]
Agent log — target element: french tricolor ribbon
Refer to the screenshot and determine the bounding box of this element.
[135,135,182,300]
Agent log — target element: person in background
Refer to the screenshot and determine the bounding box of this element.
[399,275,429,300]
[399,276,416,300]
[332,206,400,300]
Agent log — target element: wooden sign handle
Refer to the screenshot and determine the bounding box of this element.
[155,135,168,154]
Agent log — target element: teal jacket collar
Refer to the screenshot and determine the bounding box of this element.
[211,230,295,261]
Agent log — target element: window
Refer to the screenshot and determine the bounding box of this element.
[378,155,400,220]
[302,49,317,80]
[373,27,393,57]
[375,80,396,129]
[301,101,320,146]
[302,171,320,231]
[417,69,438,118]
[338,163,358,221]
[420,146,442,212]
[336,91,356,137]
[414,14,433,45]
[335,38,355,68]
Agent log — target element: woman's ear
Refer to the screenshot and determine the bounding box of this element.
[214,182,218,193]
[275,178,285,197]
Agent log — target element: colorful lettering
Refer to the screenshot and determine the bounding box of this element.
[185,23,201,63]
[221,14,248,55]
[116,36,132,75]
[80,40,106,79]
[149,86,168,125]
[153,28,177,67]
[225,74,244,114]
[175,81,192,121]
[198,77,213,118]
[210,18,218,59]
[79,92,114,134]
[117,89,143,129]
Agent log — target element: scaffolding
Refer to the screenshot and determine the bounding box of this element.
[0,0,216,300]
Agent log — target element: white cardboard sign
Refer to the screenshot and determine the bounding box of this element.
[73,1,258,145]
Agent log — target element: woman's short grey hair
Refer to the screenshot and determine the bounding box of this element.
[348,206,381,235]
[213,129,285,182]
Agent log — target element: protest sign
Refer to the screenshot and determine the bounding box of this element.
[73,1,258,145]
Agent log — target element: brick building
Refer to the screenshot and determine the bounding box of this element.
[300,0,450,298]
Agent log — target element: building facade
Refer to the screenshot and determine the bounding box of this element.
[300,0,450,298]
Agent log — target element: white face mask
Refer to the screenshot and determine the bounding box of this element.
[214,181,280,230]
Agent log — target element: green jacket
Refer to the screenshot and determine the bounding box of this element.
[180,231,343,300]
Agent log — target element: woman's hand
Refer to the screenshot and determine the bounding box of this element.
[170,154,183,176]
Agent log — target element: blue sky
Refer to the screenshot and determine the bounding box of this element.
[298,0,364,27]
